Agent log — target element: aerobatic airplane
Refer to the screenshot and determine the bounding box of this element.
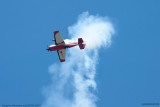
[46,31,86,62]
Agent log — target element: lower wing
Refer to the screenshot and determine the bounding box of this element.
[57,49,66,62]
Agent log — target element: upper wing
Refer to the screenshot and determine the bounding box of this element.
[54,31,65,45]
[57,49,66,62]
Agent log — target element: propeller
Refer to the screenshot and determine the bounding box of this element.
[46,45,49,51]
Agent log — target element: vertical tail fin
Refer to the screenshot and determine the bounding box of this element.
[78,38,86,49]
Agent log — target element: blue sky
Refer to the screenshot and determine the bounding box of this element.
[0,0,160,107]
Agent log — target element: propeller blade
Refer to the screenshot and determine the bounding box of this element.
[46,45,49,51]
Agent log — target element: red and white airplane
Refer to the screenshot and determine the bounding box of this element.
[46,31,86,62]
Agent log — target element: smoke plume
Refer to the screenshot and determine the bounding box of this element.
[42,12,115,107]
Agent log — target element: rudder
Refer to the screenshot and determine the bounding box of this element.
[78,38,86,49]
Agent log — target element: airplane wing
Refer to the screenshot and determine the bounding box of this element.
[54,31,65,45]
[57,49,66,62]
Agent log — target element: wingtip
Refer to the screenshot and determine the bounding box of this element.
[60,59,65,62]
[54,31,59,35]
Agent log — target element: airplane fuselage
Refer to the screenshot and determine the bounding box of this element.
[47,42,78,51]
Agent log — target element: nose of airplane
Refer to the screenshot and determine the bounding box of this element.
[46,45,50,51]
[46,47,50,51]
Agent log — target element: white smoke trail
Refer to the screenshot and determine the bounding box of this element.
[42,12,115,107]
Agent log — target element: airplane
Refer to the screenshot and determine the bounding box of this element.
[46,31,86,62]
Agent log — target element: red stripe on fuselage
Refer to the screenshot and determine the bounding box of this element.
[49,42,78,51]
[49,45,64,51]
[66,42,78,48]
